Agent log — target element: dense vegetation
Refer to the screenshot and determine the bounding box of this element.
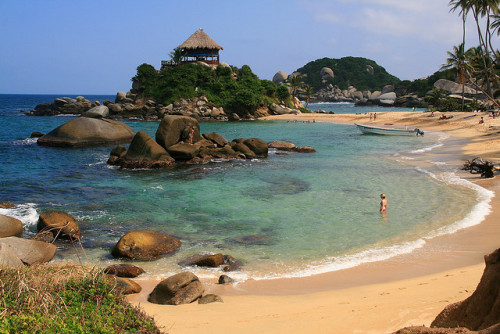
[0,265,162,333]
[295,56,400,91]
[133,63,289,116]
[396,68,455,97]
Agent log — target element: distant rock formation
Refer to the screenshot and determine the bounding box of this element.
[273,71,288,85]
[320,67,334,82]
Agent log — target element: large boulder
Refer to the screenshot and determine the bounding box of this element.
[0,214,23,238]
[231,142,256,159]
[268,140,296,151]
[202,132,228,147]
[269,103,292,115]
[272,71,288,85]
[116,131,175,168]
[148,271,204,305]
[243,138,268,158]
[37,117,134,147]
[167,143,200,160]
[377,92,397,106]
[431,248,500,331]
[0,243,24,267]
[155,115,201,149]
[111,230,181,261]
[180,253,225,268]
[434,79,478,95]
[37,211,81,241]
[0,237,56,265]
[320,67,334,80]
[82,105,109,118]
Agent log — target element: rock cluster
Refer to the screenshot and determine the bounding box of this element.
[148,271,223,305]
[30,96,94,116]
[107,115,275,168]
[0,209,58,267]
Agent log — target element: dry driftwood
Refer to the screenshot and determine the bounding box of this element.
[463,157,495,178]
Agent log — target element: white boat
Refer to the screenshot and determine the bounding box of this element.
[355,123,424,136]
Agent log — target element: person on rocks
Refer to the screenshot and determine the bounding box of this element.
[188,127,195,145]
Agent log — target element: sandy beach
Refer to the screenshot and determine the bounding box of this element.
[128,110,500,334]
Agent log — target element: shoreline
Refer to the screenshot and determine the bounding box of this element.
[127,111,500,333]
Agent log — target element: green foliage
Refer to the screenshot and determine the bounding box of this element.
[133,63,276,116]
[261,80,277,97]
[276,85,290,101]
[0,265,161,334]
[296,56,400,91]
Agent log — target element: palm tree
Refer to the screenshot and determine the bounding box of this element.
[169,48,182,65]
[448,0,500,98]
[304,85,314,109]
[449,0,470,64]
[287,74,303,99]
[442,43,469,111]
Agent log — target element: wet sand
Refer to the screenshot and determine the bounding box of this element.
[128,110,500,333]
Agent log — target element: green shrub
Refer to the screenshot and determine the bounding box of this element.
[276,86,290,101]
[0,265,162,333]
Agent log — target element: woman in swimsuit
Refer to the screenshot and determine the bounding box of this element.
[380,193,387,213]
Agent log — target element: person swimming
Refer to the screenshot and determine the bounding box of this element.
[380,193,387,213]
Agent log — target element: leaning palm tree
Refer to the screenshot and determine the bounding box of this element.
[304,84,314,109]
[442,43,469,111]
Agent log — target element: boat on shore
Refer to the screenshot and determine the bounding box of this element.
[355,123,424,136]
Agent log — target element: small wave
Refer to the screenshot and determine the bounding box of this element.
[410,142,444,154]
[423,171,493,238]
[10,137,38,146]
[0,203,39,227]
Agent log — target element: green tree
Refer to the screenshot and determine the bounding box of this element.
[169,47,183,65]
[441,43,469,111]
[276,85,290,102]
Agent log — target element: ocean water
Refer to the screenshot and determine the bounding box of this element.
[0,95,493,281]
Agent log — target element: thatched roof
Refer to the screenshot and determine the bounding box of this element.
[178,28,223,50]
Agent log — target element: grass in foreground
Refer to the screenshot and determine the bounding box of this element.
[0,264,163,333]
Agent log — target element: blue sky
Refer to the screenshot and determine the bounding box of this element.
[0,0,494,94]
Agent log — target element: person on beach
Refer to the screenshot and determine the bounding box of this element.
[374,113,377,119]
[380,194,387,213]
[479,117,484,124]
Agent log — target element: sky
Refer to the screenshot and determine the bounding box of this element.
[0,0,496,94]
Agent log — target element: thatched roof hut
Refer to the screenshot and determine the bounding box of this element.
[178,28,223,51]
[177,28,223,65]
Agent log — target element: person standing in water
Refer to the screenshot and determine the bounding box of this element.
[380,193,387,213]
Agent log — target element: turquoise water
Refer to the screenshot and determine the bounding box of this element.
[0,96,493,281]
